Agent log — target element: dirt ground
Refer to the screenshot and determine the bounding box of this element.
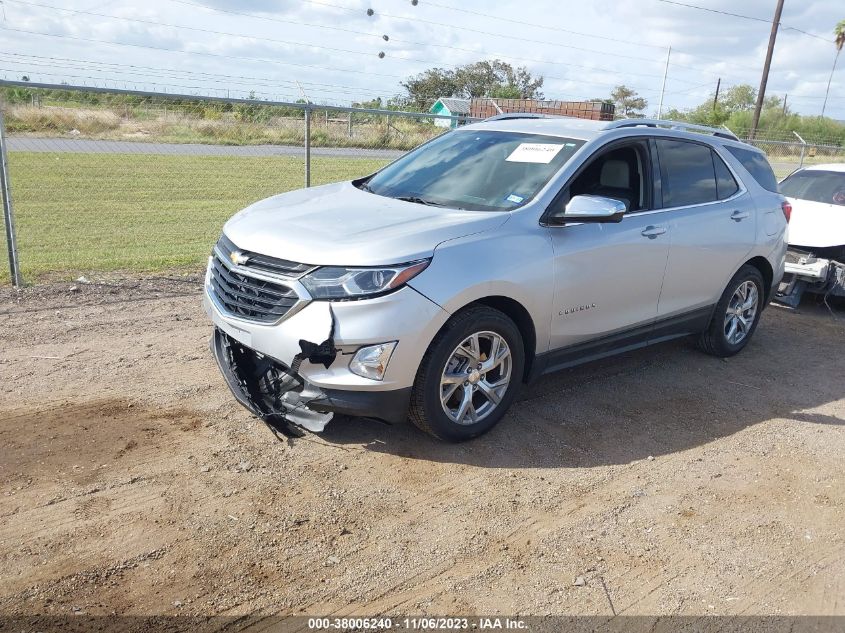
[1,277,844,621]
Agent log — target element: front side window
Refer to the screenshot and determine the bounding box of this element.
[779,169,845,206]
[565,143,648,213]
[361,130,585,211]
[657,139,719,207]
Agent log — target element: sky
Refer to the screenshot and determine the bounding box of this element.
[0,0,842,118]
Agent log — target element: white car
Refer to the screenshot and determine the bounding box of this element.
[776,163,845,305]
[782,164,845,259]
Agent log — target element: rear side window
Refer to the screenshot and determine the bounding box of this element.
[725,145,778,192]
[713,151,739,200]
[656,139,718,207]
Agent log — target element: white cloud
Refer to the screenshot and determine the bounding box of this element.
[1,0,842,116]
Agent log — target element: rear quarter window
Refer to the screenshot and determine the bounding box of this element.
[725,145,779,192]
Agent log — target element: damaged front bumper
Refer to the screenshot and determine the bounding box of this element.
[774,249,845,307]
[211,328,413,433]
[203,252,450,433]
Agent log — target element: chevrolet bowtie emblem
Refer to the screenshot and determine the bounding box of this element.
[230,250,250,266]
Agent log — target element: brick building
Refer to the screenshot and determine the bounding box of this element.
[469,97,614,121]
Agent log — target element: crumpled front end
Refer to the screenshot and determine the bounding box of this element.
[211,328,334,434]
[203,234,451,435]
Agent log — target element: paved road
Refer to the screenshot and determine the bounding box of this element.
[7,136,806,177]
[770,160,802,178]
[7,136,405,160]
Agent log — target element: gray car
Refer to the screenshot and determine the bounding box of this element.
[204,116,788,441]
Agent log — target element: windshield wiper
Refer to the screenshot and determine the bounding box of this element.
[394,195,446,207]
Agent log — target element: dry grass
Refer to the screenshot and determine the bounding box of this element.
[5,104,443,150]
[8,105,122,136]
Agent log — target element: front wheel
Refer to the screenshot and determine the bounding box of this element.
[409,306,524,442]
[698,265,765,357]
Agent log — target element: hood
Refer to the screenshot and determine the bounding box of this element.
[222,181,510,266]
[786,197,845,249]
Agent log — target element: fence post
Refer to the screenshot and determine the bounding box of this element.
[0,106,22,287]
[793,131,807,169]
[304,105,312,188]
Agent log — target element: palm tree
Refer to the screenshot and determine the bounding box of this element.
[821,20,845,118]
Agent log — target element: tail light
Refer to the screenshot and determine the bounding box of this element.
[781,200,792,223]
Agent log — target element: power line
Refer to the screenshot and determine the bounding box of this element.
[0,27,406,80]
[657,0,771,23]
[406,0,667,50]
[656,0,832,42]
[0,51,629,105]
[0,64,391,102]
[6,0,390,61]
[7,2,832,109]
[7,0,695,95]
[171,0,697,86]
[167,0,728,92]
[0,52,397,97]
[169,0,389,42]
[1,11,675,100]
[0,68,301,101]
[368,0,762,78]
[375,10,669,66]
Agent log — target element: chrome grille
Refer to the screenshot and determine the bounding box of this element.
[217,234,312,277]
[209,255,299,323]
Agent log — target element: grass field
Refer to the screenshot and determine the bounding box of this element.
[1,152,389,283]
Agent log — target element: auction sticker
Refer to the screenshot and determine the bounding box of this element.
[505,143,564,164]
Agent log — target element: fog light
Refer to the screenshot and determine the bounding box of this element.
[349,342,397,381]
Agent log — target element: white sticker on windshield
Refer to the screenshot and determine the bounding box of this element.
[506,143,565,164]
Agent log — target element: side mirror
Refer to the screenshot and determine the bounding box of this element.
[555,194,627,224]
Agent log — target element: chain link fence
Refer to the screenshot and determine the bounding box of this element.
[729,127,845,180]
[1,82,844,285]
[0,82,459,284]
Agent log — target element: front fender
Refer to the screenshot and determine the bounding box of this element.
[409,217,554,355]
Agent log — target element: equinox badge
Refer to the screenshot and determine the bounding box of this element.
[560,303,597,316]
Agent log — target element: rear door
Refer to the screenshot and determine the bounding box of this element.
[654,138,757,325]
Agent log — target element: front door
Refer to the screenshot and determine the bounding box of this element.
[545,140,670,361]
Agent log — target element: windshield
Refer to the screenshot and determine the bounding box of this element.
[360,130,585,211]
[780,169,845,206]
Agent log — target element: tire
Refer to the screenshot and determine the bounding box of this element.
[698,265,765,358]
[409,306,525,442]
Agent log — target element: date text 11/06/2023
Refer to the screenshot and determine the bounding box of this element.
[307,617,529,630]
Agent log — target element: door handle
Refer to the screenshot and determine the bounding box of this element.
[641,225,666,239]
[731,210,750,221]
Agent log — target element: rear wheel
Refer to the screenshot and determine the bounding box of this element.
[409,306,524,441]
[698,265,765,357]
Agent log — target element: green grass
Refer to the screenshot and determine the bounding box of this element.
[2,152,389,283]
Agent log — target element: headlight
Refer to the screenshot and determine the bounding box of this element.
[301,260,429,299]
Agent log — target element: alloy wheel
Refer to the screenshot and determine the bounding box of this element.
[439,331,512,425]
[724,280,759,345]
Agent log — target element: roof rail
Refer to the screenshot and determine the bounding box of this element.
[483,112,562,122]
[603,119,740,141]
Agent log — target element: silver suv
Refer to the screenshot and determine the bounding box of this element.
[204,116,788,441]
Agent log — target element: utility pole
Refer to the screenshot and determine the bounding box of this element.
[713,78,721,112]
[822,48,841,118]
[657,45,671,120]
[749,0,785,139]
[782,93,788,115]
